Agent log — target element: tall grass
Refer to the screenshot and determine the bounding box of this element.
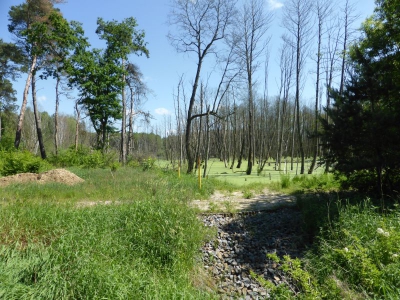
[0,168,216,299]
[1,167,214,203]
[265,174,400,299]
[269,173,340,194]
[304,200,400,299]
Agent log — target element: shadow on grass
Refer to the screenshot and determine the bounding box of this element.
[294,190,391,244]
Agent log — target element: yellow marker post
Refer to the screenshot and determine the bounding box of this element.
[197,157,201,189]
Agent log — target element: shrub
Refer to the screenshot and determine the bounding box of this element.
[141,157,156,171]
[49,146,119,169]
[0,150,51,176]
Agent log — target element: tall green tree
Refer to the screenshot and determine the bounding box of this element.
[96,17,148,162]
[69,48,123,152]
[38,17,86,155]
[8,0,60,151]
[67,17,148,153]
[322,0,400,197]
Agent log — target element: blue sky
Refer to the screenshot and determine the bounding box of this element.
[1,0,376,131]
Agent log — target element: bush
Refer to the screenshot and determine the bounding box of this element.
[0,150,51,176]
[126,155,157,171]
[48,146,90,167]
[49,146,119,169]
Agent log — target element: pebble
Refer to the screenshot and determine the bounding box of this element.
[200,208,307,299]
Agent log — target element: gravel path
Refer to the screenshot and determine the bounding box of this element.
[195,191,307,299]
[191,190,297,213]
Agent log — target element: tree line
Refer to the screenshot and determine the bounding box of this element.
[167,0,359,174]
[1,0,150,161]
[1,0,399,196]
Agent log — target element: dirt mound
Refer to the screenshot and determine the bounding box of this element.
[0,169,84,187]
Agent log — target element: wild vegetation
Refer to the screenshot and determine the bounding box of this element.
[1,0,400,298]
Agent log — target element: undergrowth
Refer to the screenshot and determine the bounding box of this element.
[0,168,217,299]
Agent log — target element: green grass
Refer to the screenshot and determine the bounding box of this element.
[1,167,214,203]
[0,167,217,299]
[302,200,400,299]
[158,158,325,188]
[261,174,400,299]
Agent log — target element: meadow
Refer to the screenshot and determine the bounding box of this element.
[0,167,216,299]
[158,157,325,187]
[1,158,400,299]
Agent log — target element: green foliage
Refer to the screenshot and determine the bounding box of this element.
[49,146,119,169]
[0,134,15,151]
[141,157,156,171]
[0,202,211,299]
[110,161,120,172]
[280,174,291,189]
[66,17,149,152]
[306,200,400,299]
[81,150,105,169]
[0,150,51,176]
[243,190,253,199]
[252,252,321,299]
[0,168,215,299]
[48,146,88,167]
[250,269,294,299]
[321,0,400,196]
[269,173,339,194]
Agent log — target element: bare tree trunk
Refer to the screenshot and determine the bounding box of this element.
[15,56,37,149]
[230,96,237,169]
[120,60,127,165]
[203,107,210,178]
[246,87,254,175]
[32,74,46,159]
[195,83,204,164]
[54,76,60,155]
[185,59,202,173]
[295,41,305,175]
[237,126,246,169]
[309,0,330,174]
[291,101,296,171]
[74,101,80,151]
[127,87,134,156]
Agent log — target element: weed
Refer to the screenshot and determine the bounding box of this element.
[243,190,253,199]
[0,168,216,299]
[222,201,237,214]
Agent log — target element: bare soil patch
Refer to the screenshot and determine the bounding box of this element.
[191,189,296,213]
[0,169,84,187]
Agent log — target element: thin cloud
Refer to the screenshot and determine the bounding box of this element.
[267,0,283,10]
[155,108,171,115]
[38,95,47,102]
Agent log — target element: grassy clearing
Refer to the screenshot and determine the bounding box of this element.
[0,168,217,299]
[1,167,214,203]
[158,158,325,187]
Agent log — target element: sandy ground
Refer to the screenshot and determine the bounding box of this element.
[190,189,297,213]
[0,169,84,187]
